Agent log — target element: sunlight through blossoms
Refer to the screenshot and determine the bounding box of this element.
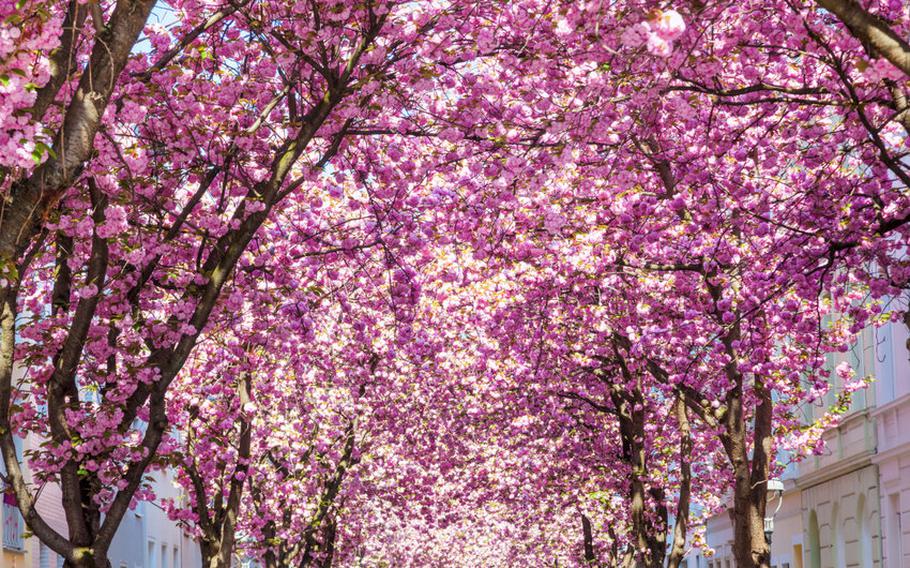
[0,1,909,567]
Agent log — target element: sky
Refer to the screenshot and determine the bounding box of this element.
[133,1,178,54]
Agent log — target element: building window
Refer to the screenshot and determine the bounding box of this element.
[148,540,157,568]
[2,497,25,550]
[173,546,180,568]
[161,543,168,568]
[1,435,25,552]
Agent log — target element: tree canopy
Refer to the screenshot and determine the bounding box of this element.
[1,1,908,567]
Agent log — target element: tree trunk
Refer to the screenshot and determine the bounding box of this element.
[581,513,596,565]
[200,541,232,568]
[729,472,770,568]
[319,516,337,568]
[63,547,112,568]
[0,0,157,266]
[815,0,910,77]
[196,373,254,568]
[666,395,692,568]
[613,397,665,568]
[704,276,771,568]
[609,366,666,568]
[722,385,772,568]
[903,308,910,360]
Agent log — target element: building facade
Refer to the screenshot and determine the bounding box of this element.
[798,324,883,568]
[0,366,203,568]
[26,439,203,568]
[871,321,910,568]
[703,320,910,568]
[705,477,805,568]
[139,469,203,568]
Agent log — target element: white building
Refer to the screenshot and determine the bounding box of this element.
[798,324,883,568]
[871,321,910,568]
[29,447,204,568]
[703,319,910,568]
[139,469,203,568]
[0,362,203,568]
[704,474,804,568]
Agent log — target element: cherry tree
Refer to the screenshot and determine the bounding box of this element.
[443,2,910,565]
[163,191,422,567]
[0,0,504,565]
[3,1,910,567]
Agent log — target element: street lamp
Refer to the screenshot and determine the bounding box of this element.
[764,478,785,545]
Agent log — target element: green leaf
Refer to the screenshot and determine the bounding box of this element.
[31,141,56,164]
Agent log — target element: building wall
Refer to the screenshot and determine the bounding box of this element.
[800,464,881,568]
[772,487,805,568]
[704,509,735,568]
[141,470,202,568]
[31,451,67,568]
[1,364,31,567]
[873,319,910,568]
[702,318,909,568]
[875,437,910,568]
[107,498,148,568]
[795,318,884,568]
[23,442,202,568]
[704,483,803,568]
[1,520,31,568]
